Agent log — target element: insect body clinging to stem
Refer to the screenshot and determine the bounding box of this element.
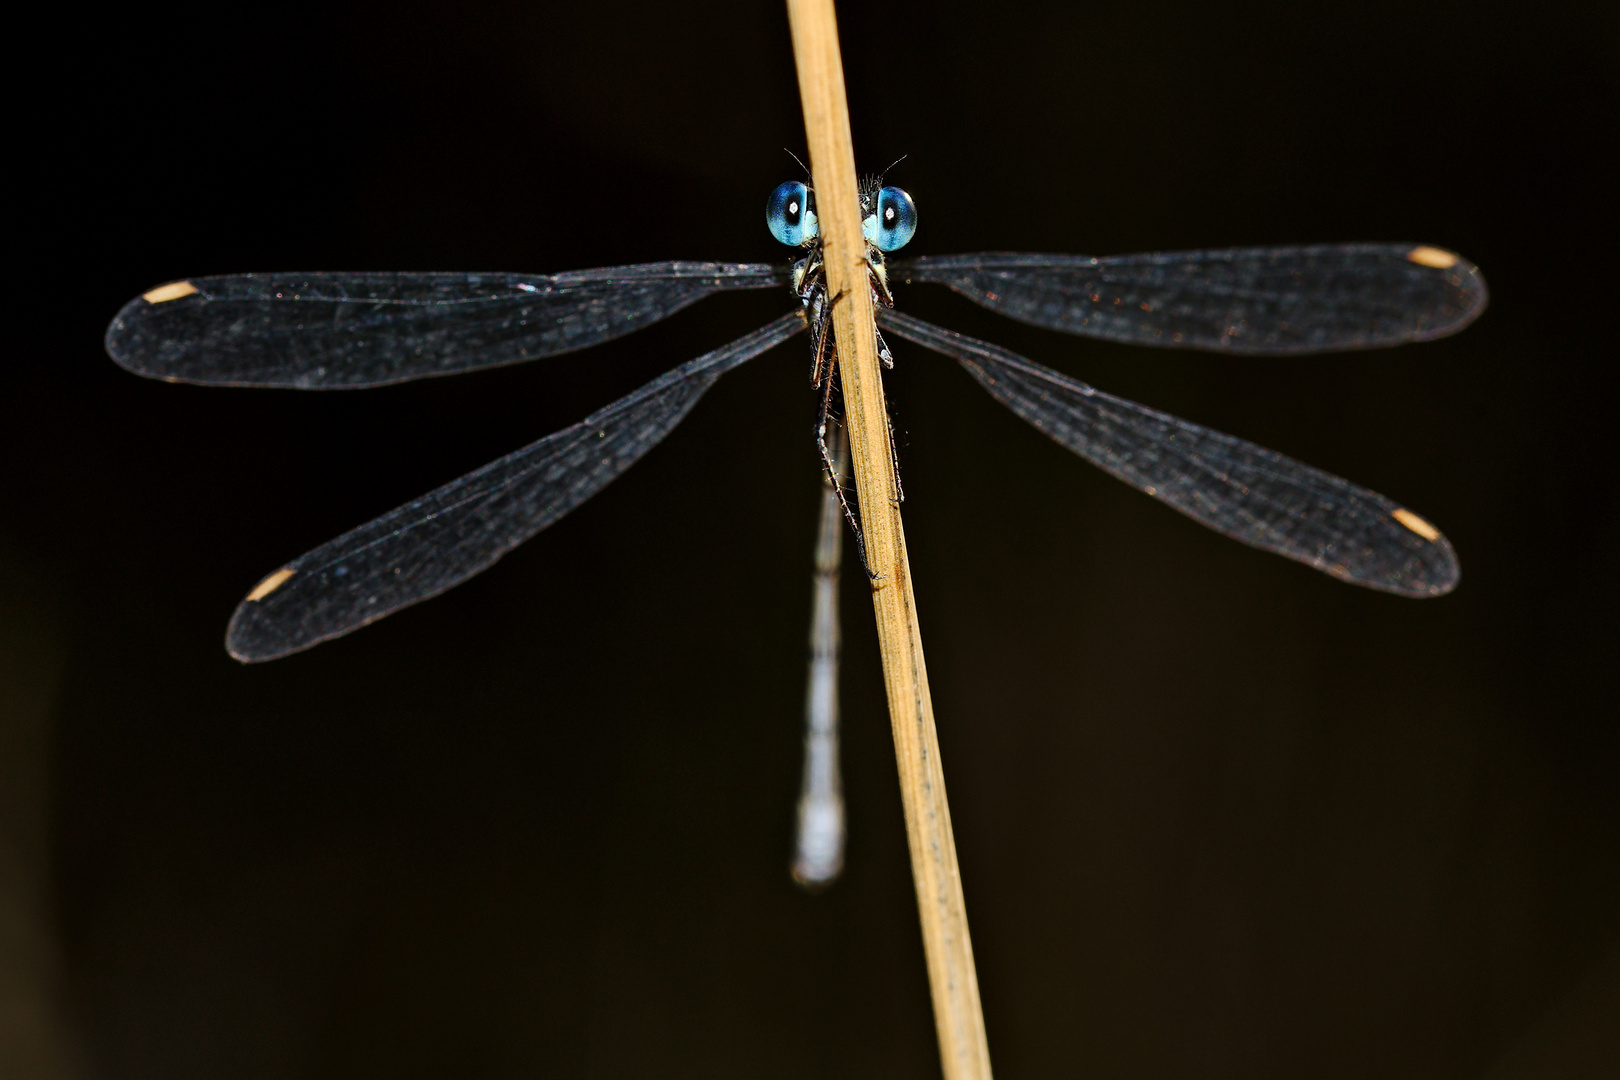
[768,174,919,574]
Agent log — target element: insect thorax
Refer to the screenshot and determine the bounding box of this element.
[790,234,896,381]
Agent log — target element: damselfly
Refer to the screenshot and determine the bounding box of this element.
[104,176,1487,886]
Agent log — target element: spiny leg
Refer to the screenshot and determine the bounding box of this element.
[814,357,877,580]
[869,325,903,505]
[809,298,835,386]
[885,407,905,507]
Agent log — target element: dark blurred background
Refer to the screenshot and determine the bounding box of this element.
[5,1,1617,1076]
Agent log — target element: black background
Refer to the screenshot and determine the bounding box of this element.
[5,1,1618,1077]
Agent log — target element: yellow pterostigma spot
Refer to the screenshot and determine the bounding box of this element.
[1405,246,1459,270]
[246,567,296,602]
[142,281,199,303]
[1392,508,1441,541]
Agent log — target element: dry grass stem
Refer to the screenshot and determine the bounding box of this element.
[785,3,993,1078]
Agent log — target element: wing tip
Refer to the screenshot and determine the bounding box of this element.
[105,282,205,379]
[1405,243,1490,334]
[224,609,281,664]
[224,616,305,665]
[226,571,313,664]
[1403,519,1462,599]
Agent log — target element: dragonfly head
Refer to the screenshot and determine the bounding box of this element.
[767,178,918,254]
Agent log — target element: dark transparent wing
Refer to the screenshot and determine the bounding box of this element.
[226,313,804,661]
[879,311,1457,596]
[106,261,789,388]
[892,245,1486,354]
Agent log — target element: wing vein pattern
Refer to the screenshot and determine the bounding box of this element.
[106,262,788,388]
[894,245,1487,353]
[878,310,1458,595]
[227,313,805,661]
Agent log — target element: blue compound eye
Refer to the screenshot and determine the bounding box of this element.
[863,185,917,252]
[766,181,818,246]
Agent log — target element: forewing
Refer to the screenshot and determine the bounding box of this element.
[226,313,804,661]
[894,245,1486,353]
[107,262,788,388]
[880,311,1458,596]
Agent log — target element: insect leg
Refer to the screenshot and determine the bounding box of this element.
[885,408,904,506]
[814,360,876,580]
